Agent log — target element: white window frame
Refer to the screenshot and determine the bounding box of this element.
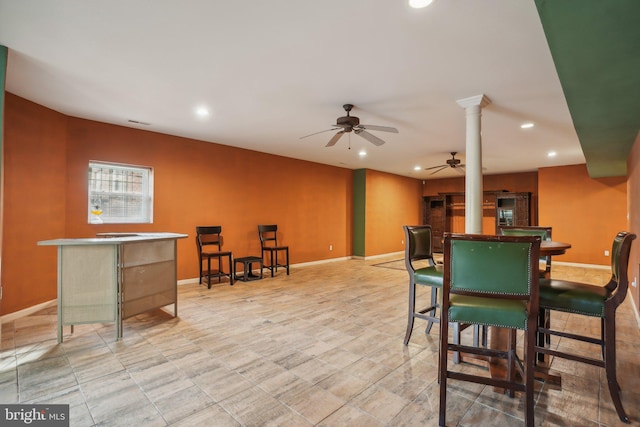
[88,161,154,224]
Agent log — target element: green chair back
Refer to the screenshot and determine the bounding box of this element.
[449,237,537,296]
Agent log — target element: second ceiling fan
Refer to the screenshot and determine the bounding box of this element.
[425,152,466,175]
[301,104,398,147]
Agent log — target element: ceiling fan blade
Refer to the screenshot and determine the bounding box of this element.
[429,166,449,175]
[359,124,399,133]
[453,166,465,175]
[355,129,385,146]
[326,131,345,147]
[424,164,448,170]
[300,127,340,139]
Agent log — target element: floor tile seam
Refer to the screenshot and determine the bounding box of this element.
[317,401,383,426]
[230,356,353,424]
[16,352,78,403]
[270,388,338,426]
[122,366,175,426]
[214,387,288,426]
[65,380,96,427]
[0,352,18,381]
[333,376,394,422]
[19,385,99,427]
[468,396,526,423]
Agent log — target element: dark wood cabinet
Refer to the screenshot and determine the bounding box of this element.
[496,192,530,230]
[423,196,446,252]
[423,191,531,251]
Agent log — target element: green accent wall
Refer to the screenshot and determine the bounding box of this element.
[0,45,6,167]
[1,45,6,330]
[353,169,366,257]
[535,0,640,178]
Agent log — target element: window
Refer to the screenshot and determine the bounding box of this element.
[88,162,154,224]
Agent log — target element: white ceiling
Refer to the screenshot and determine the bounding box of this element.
[0,0,585,179]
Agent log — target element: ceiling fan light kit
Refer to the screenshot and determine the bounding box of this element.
[300,104,398,148]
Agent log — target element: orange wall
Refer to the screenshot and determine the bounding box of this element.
[62,116,356,271]
[3,95,68,312]
[626,132,640,310]
[365,170,422,256]
[539,164,627,265]
[2,94,358,314]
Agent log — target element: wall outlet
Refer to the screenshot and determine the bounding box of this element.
[604,250,610,256]
[401,240,404,245]
[329,244,333,251]
[633,277,637,288]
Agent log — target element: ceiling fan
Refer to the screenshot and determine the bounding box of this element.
[300,104,398,147]
[425,152,466,175]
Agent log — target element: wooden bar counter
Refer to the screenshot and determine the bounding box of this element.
[38,232,187,343]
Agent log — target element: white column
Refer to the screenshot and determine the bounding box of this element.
[456,94,491,234]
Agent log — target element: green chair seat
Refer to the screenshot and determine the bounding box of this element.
[449,295,528,330]
[414,265,444,287]
[539,278,610,317]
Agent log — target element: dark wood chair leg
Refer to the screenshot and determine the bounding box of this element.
[604,314,630,423]
[438,309,450,427]
[537,307,546,362]
[506,329,516,398]
[285,247,290,275]
[425,286,437,334]
[404,279,417,345]
[525,318,536,427]
[274,248,278,275]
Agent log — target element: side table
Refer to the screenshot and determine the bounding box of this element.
[234,256,264,282]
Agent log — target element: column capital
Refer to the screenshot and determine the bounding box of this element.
[456,94,491,109]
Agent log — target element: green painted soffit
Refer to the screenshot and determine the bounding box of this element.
[535,0,640,178]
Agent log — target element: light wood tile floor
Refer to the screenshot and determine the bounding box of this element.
[1,256,639,426]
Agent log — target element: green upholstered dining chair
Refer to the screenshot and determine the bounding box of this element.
[403,225,485,364]
[536,231,636,424]
[403,225,443,343]
[439,233,541,427]
[499,225,553,354]
[499,226,553,278]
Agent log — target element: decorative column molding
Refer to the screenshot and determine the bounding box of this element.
[456,94,491,234]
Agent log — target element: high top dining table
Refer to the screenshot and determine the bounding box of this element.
[540,240,571,256]
[486,240,571,391]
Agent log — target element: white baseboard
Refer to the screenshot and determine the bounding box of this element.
[1,299,57,323]
[179,256,355,286]
[553,260,609,270]
[364,251,404,261]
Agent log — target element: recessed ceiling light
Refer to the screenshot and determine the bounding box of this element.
[358,150,367,157]
[195,106,210,118]
[414,166,421,171]
[548,151,557,157]
[520,122,534,129]
[409,0,435,8]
